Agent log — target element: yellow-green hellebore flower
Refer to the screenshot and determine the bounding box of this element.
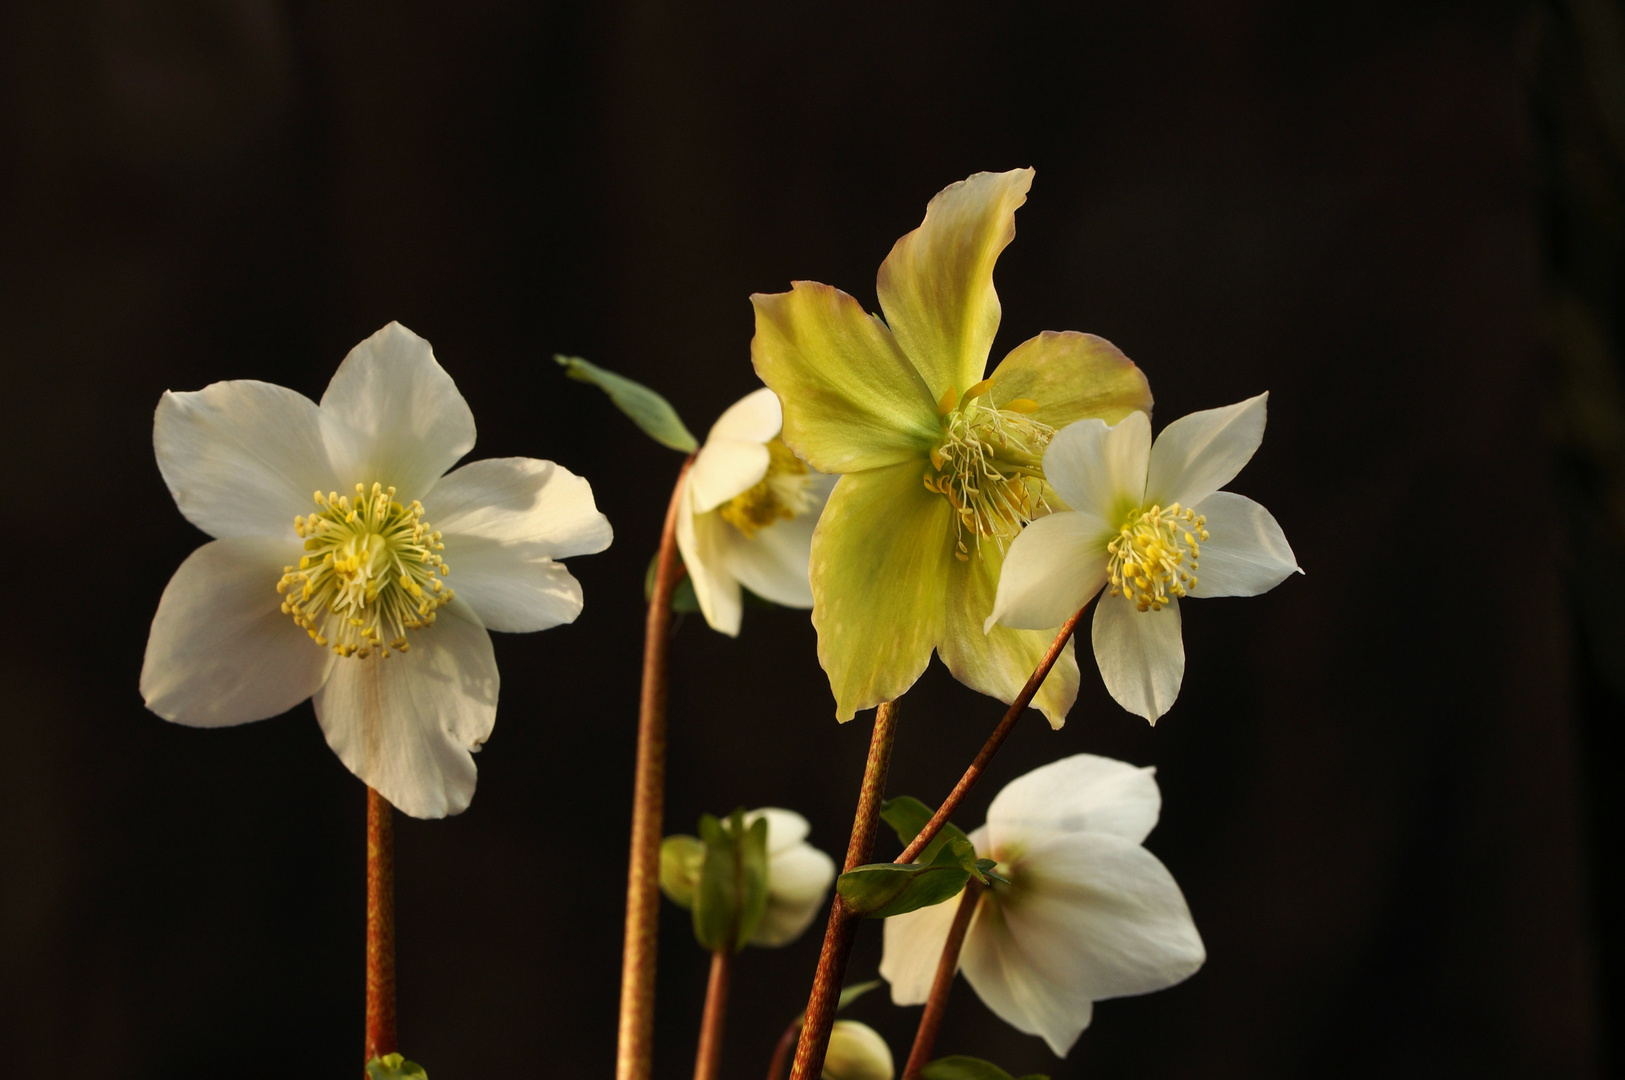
[750,169,1152,724]
[821,1020,894,1080]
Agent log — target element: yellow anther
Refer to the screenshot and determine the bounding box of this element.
[927,389,1055,561]
[1106,503,1209,611]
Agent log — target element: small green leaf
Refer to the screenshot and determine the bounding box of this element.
[836,979,883,1012]
[975,858,1010,886]
[659,834,705,909]
[555,354,698,452]
[881,795,972,865]
[644,553,701,613]
[919,1056,1048,1080]
[837,838,978,919]
[366,1054,429,1080]
[693,809,771,951]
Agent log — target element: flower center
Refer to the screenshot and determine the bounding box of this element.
[720,438,818,538]
[1106,503,1209,611]
[277,482,453,658]
[923,380,1055,561]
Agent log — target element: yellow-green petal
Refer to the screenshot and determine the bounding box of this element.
[876,168,1035,401]
[936,542,1080,729]
[751,282,941,474]
[811,460,956,720]
[988,330,1153,432]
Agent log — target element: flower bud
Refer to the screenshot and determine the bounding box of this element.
[821,1020,893,1080]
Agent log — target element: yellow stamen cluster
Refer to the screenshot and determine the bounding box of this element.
[923,380,1054,561]
[1106,503,1209,611]
[276,482,453,658]
[720,438,818,538]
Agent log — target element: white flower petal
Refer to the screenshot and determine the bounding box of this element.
[986,512,1110,633]
[689,438,771,514]
[141,537,334,727]
[319,322,476,497]
[1042,411,1151,521]
[746,807,812,854]
[1007,832,1205,1004]
[880,888,970,1005]
[154,381,337,540]
[1091,593,1184,723]
[823,1021,895,1080]
[677,483,744,636]
[1188,491,1301,598]
[312,603,498,819]
[754,842,836,947]
[434,535,586,633]
[707,385,783,445]
[1143,393,1268,510]
[985,753,1161,850]
[723,502,819,608]
[424,457,612,559]
[962,891,1097,1057]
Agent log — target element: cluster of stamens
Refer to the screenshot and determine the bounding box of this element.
[277,482,452,659]
[1106,503,1209,611]
[720,439,819,538]
[923,379,1055,561]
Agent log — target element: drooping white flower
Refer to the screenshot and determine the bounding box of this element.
[140,322,612,819]
[744,807,838,946]
[676,387,835,636]
[988,394,1300,721]
[821,1020,894,1080]
[880,754,1204,1057]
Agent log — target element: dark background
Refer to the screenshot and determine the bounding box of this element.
[1,1,1618,1077]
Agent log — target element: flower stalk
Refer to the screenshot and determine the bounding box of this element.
[788,700,900,1080]
[896,607,1086,866]
[365,786,396,1068]
[618,456,696,1080]
[692,949,733,1080]
[900,880,983,1080]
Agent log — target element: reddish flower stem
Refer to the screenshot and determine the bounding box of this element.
[766,1015,800,1080]
[364,785,396,1070]
[617,456,695,1080]
[787,700,900,1080]
[692,950,733,1080]
[895,607,1086,866]
[900,879,984,1080]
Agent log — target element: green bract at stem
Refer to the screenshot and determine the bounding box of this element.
[693,949,732,1080]
[896,607,1087,867]
[365,786,396,1074]
[617,455,696,1080]
[788,701,901,1080]
[901,880,984,1080]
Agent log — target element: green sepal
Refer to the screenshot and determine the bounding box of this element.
[880,795,972,865]
[366,1054,429,1080]
[659,833,706,908]
[644,553,701,613]
[976,858,1010,886]
[919,1056,1049,1080]
[555,354,698,452]
[836,835,981,919]
[693,809,770,952]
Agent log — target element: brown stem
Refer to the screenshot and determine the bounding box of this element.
[766,1015,801,1080]
[364,785,396,1069]
[617,456,695,1080]
[788,700,901,1080]
[896,608,1086,866]
[692,950,733,1080]
[900,879,984,1080]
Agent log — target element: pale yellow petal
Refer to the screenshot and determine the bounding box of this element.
[751,282,940,474]
[937,543,1080,729]
[876,169,1035,399]
[987,331,1152,433]
[811,462,956,720]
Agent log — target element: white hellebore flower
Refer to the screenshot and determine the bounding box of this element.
[821,1020,894,1080]
[677,387,835,635]
[988,393,1300,721]
[880,754,1204,1057]
[140,322,612,819]
[746,808,839,946]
